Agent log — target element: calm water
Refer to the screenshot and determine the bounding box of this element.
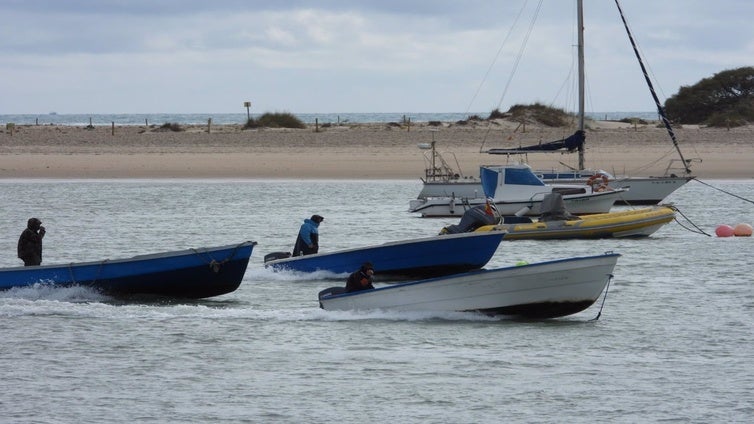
[1,179,752,423]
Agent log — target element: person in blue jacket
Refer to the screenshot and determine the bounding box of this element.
[292,214,324,256]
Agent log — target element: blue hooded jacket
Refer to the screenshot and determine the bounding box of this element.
[298,218,320,245]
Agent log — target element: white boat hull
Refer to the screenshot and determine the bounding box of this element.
[418,174,692,205]
[319,253,619,318]
[409,189,621,217]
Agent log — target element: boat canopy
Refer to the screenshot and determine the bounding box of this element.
[484,130,585,155]
[480,165,546,198]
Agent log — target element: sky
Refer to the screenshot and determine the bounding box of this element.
[1,0,752,115]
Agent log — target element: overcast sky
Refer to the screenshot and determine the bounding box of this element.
[2,0,752,115]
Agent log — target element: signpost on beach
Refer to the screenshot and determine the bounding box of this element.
[244,101,251,121]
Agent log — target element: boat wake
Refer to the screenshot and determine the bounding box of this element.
[310,308,504,322]
[248,265,349,282]
[0,283,110,303]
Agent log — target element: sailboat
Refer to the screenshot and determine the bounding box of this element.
[416,0,698,206]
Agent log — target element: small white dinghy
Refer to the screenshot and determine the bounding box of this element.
[318,252,619,319]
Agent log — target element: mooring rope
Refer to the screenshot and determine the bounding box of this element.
[692,178,754,205]
[670,204,712,236]
[590,273,613,321]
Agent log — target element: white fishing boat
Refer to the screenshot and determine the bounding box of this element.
[409,163,624,218]
[318,253,620,319]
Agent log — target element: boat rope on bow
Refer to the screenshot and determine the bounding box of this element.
[667,204,711,237]
[192,241,256,273]
[692,178,754,206]
[589,273,614,321]
[67,258,109,286]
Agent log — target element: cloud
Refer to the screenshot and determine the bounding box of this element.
[1,0,753,114]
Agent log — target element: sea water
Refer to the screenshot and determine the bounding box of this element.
[0,111,658,127]
[1,179,752,423]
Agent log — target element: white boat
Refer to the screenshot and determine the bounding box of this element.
[409,163,624,218]
[415,1,699,206]
[318,253,620,319]
[418,161,694,206]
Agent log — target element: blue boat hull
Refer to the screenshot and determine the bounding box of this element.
[265,232,504,277]
[0,241,256,299]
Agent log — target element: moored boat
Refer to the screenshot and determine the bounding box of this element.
[409,163,624,217]
[415,0,700,207]
[476,206,676,240]
[0,241,257,299]
[439,196,677,240]
[318,253,620,319]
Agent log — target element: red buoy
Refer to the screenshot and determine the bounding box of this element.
[715,225,735,237]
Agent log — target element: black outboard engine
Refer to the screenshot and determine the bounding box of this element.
[264,251,292,263]
[440,205,500,234]
[539,192,577,222]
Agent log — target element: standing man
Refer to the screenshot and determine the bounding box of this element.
[292,214,324,256]
[18,217,46,266]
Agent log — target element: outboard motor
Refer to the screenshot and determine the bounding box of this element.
[264,251,292,263]
[539,192,577,222]
[440,205,500,234]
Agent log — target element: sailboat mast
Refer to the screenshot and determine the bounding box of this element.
[613,0,692,174]
[577,0,585,170]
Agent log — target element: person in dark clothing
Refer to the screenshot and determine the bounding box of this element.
[18,217,46,266]
[292,214,324,257]
[345,262,375,293]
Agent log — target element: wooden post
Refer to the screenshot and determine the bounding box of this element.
[145,118,148,127]
[315,118,319,133]
[6,123,14,136]
[407,117,411,132]
[207,118,212,133]
[111,121,115,135]
[244,101,251,121]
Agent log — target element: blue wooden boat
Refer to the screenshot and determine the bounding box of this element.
[264,231,504,278]
[0,241,257,299]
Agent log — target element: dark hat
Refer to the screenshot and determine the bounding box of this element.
[361,261,374,271]
[311,214,324,223]
[28,217,42,226]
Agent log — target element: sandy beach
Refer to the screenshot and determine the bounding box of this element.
[1,120,752,179]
